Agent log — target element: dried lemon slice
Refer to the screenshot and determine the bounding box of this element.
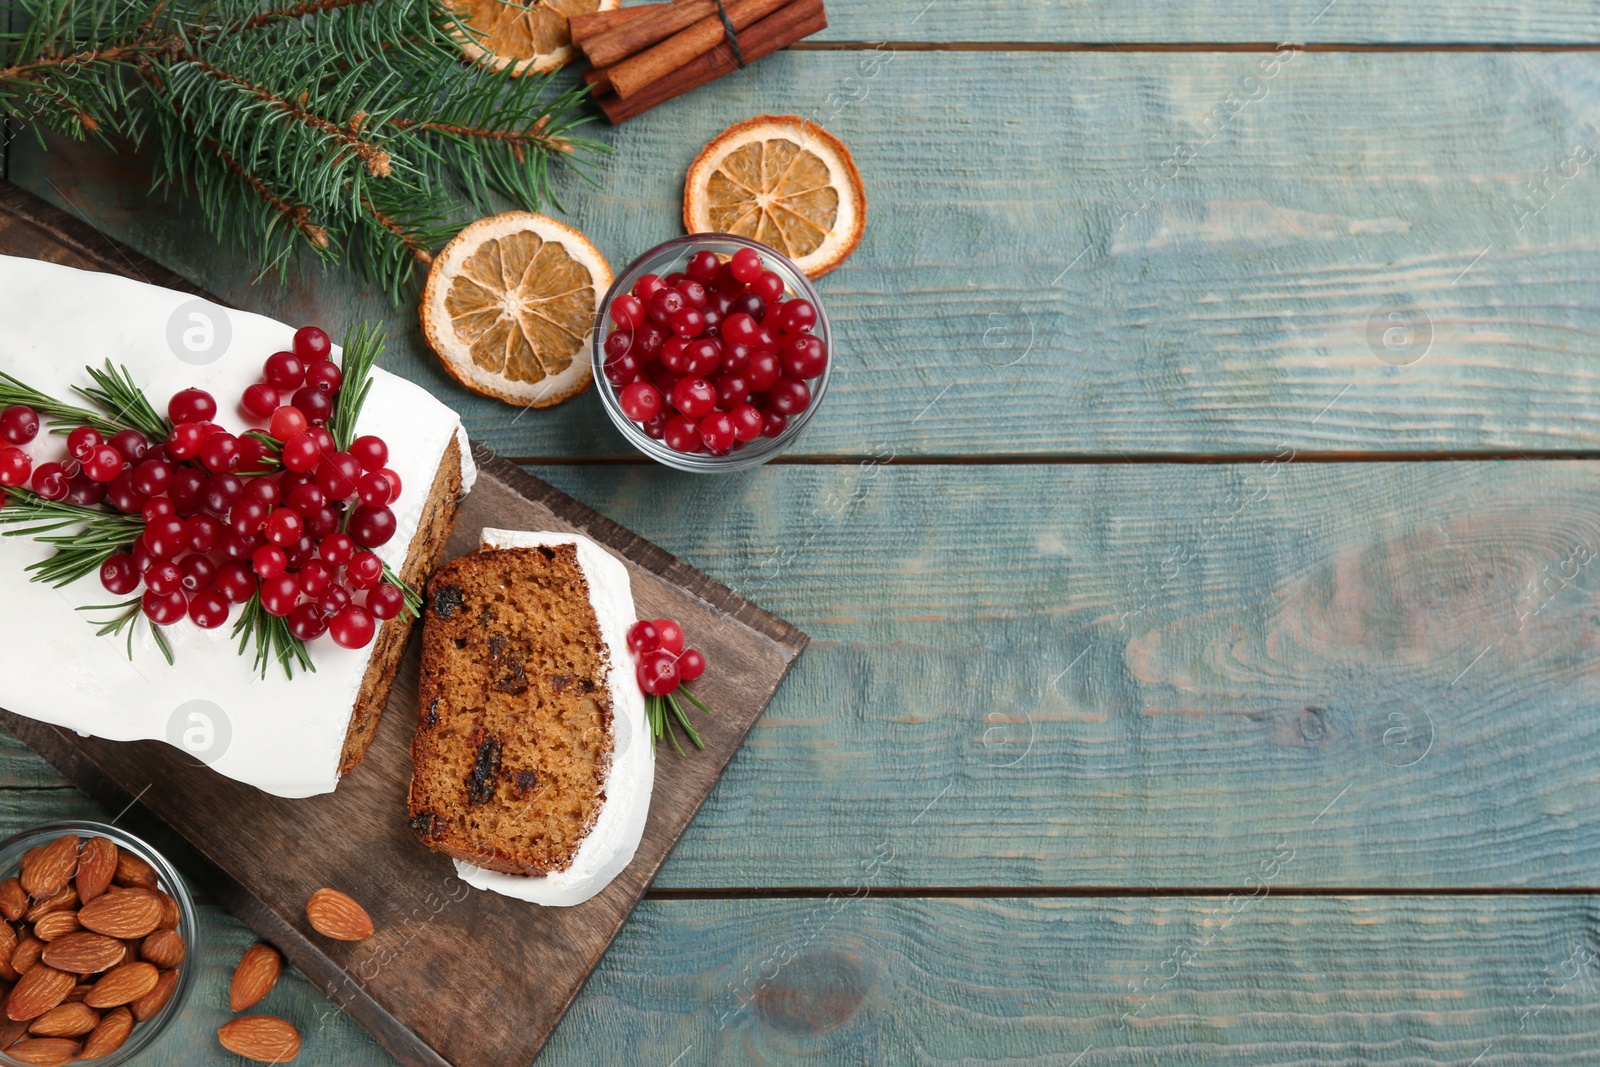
[449,0,618,76]
[421,211,612,408]
[683,115,866,278]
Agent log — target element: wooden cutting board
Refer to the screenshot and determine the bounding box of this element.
[0,181,809,1067]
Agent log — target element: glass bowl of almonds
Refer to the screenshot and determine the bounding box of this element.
[0,821,197,1065]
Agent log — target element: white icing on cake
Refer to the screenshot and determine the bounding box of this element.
[458,529,654,907]
[0,255,469,797]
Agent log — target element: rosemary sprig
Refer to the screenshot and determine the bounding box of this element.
[78,598,175,665]
[329,322,384,452]
[0,370,125,437]
[0,488,145,587]
[231,594,316,680]
[646,684,710,755]
[74,362,170,443]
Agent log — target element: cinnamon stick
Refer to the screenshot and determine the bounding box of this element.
[569,4,662,44]
[578,0,718,69]
[610,0,791,99]
[596,0,826,124]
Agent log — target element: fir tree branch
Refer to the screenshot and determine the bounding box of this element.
[239,0,382,32]
[360,194,432,264]
[208,134,330,249]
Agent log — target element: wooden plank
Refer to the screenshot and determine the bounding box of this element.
[521,459,1600,889]
[12,52,1600,457]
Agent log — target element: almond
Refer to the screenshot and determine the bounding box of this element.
[0,1015,28,1048]
[111,851,157,891]
[218,1015,301,1063]
[230,945,282,1012]
[79,1005,132,1058]
[10,939,44,977]
[305,888,373,941]
[74,838,117,905]
[27,1001,96,1037]
[40,933,125,975]
[62,985,90,1004]
[0,880,26,923]
[23,886,76,924]
[154,890,180,931]
[78,888,162,939]
[83,962,158,1008]
[140,928,185,970]
[29,913,78,943]
[0,922,17,981]
[130,966,178,1021]
[18,837,77,900]
[6,966,74,1021]
[4,1037,79,1065]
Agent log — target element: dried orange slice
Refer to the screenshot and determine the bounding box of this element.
[421,211,612,408]
[683,115,866,279]
[449,0,618,76]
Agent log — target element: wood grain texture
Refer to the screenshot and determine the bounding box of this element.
[523,460,1600,889]
[13,51,1600,457]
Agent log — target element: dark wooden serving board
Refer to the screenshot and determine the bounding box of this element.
[0,182,809,1066]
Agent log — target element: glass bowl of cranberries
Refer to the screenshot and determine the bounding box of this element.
[592,234,831,471]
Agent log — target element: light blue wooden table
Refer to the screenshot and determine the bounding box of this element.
[7,3,1600,1063]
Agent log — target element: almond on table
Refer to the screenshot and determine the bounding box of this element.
[305,888,374,941]
[230,944,282,1011]
[218,1014,302,1063]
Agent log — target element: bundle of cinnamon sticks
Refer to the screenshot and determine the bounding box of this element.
[570,0,828,123]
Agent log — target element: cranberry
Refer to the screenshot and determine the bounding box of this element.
[83,445,124,483]
[761,410,788,438]
[243,477,280,507]
[637,649,680,695]
[242,383,280,420]
[729,403,764,442]
[648,288,685,325]
[307,427,336,456]
[604,350,642,388]
[663,415,702,454]
[634,274,666,301]
[269,406,308,442]
[677,279,708,308]
[189,589,231,629]
[712,264,745,296]
[304,505,339,539]
[145,516,188,559]
[145,561,183,596]
[746,351,782,393]
[664,271,688,287]
[661,337,692,374]
[317,584,352,617]
[732,293,766,321]
[776,299,818,335]
[106,472,144,514]
[678,648,707,681]
[366,583,406,621]
[0,447,31,487]
[716,374,751,409]
[303,361,341,395]
[698,412,737,452]
[142,589,187,626]
[767,378,812,416]
[130,460,171,498]
[202,473,245,516]
[166,422,203,460]
[711,290,737,316]
[215,561,258,604]
[142,498,175,523]
[264,351,306,390]
[297,559,334,597]
[753,270,785,302]
[671,378,717,420]
[178,554,217,593]
[280,431,319,473]
[237,435,272,474]
[264,508,303,547]
[186,514,223,553]
[0,406,39,445]
[636,321,669,358]
[641,412,668,439]
[379,469,402,503]
[685,339,722,377]
[259,573,300,617]
[67,425,102,462]
[652,619,685,655]
[100,554,140,596]
[199,432,240,473]
[350,435,389,473]
[229,498,269,537]
[729,247,764,284]
[699,306,724,336]
[287,602,328,640]
[347,551,383,589]
[131,540,154,575]
[669,306,705,339]
[628,620,661,654]
[316,453,361,500]
[168,388,217,424]
[722,312,759,345]
[329,605,376,649]
[611,293,646,331]
[619,382,663,423]
[30,462,69,501]
[108,430,149,464]
[319,532,355,565]
[287,483,325,515]
[293,386,333,426]
[219,532,258,562]
[65,471,107,506]
[755,325,779,349]
[349,504,397,547]
[686,249,722,283]
[357,473,392,507]
[783,336,828,380]
[604,330,635,362]
[722,342,753,376]
[169,468,207,515]
[293,325,333,362]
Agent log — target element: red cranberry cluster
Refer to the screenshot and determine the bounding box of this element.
[625,617,706,695]
[603,247,827,454]
[0,327,406,649]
